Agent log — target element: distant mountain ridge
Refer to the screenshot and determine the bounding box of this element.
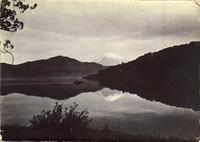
[1,56,105,82]
[87,41,200,110]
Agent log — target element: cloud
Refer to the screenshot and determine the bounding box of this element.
[23,0,200,38]
[1,0,200,64]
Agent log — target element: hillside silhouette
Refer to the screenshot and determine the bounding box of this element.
[1,56,105,99]
[87,41,200,110]
[1,56,105,83]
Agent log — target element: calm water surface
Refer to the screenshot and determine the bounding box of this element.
[1,87,200,138]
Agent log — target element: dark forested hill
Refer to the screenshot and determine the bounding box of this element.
[87,41,200,110]
[1,56,105,83]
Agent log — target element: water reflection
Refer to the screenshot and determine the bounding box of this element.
[1,88,199,139]
[1,80,102,100]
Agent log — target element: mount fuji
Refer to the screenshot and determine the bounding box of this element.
[95,53,127,66]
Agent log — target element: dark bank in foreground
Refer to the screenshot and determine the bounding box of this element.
[1,102,196,142]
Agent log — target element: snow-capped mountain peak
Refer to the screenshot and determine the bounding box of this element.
[95,53,127,66]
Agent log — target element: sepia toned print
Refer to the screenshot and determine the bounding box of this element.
[0,0,200,141]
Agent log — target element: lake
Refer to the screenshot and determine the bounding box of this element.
[1,82,199,139]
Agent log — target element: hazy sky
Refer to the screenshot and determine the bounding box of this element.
[1,0,200,64]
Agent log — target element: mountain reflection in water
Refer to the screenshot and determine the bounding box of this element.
[1,88,199,139]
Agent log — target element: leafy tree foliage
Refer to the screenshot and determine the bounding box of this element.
[0,0,37,64]
[1,0,37,32]
[0,40,14,64]
[29,102,92,132]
